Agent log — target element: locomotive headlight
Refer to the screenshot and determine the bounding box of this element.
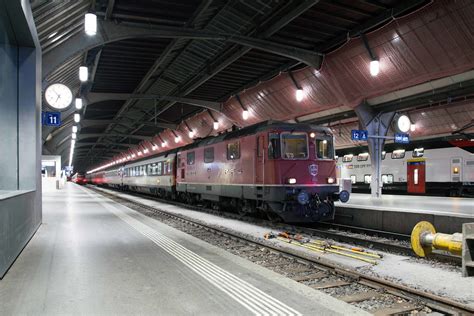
[287,178,296,184]
[327,177,335,184]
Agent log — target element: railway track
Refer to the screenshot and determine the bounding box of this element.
[88,185,461,266]
[90,186,473,315]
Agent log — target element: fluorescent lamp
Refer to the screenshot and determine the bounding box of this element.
[188,130,194,138]
[213,121,219,130]
[242,109,249,120]
[75,98,83,110]
[84,13,97,36]
[295,89,304,102]
[74,113,81,123]
[71,133,77,140]
[370,60,379,77]
[174,136,180,143]
[79,66,88,82]
[72,126,78,133]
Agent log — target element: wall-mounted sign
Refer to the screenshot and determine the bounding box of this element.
[42,111,61,126]
[394,133,410,144]
[351,129,368,141]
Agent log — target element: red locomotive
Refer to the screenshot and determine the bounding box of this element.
[87,121,350,222]
[71,172,88,185]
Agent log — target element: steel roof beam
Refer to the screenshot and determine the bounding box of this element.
[151,0,320,118]
[81,119,177,130]
[82,1,215,159]
[43,19,322,81]
[85,92,222,112]
[78,133,152,140]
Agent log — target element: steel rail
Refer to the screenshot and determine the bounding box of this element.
[89,185,473,315]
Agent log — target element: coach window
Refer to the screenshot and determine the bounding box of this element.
[157,162,163,176]
[316,138,333,159]
[187,152,195,165]
[268,133,280,159]
[281,132,308,159]
[343,154,353,163]
[166,160,172,174]
[357,153,369,161]
[391,149,405,159]
[413,148,424,158]
[204,147,214,163]
[227,141,240,160]
[350,175,356,184]
[382,174,394,184]
[163,161,169,174]
[364,174,372,184]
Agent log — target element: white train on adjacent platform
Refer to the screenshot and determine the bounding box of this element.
[336,142,474,196]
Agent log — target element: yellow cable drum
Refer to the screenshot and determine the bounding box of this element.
[411,221,462,257]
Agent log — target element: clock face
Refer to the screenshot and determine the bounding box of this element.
[44,83,73,110]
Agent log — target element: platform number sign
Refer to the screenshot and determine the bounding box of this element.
[351,130,368,141]
[394,133,410,144]
[42,111,61,127]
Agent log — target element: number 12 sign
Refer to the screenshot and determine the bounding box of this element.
[42,112,61,127]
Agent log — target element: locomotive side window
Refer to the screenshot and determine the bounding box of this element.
[204,147,214,163]
[316,139,333,159]
[268,133,280,159]
[391,149,405,159]
[227,141,240,160]
[281,133,308,159]
[187,152,195,165]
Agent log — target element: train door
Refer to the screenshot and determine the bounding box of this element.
[255,135,265,184]
[177,153,185,181]
[407,158,426,194]
[450,157,463,182]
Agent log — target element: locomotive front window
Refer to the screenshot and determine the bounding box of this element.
[281,133,308,159]
[316,138,333,159]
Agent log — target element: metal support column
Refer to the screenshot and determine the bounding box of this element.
[355,102,395,198]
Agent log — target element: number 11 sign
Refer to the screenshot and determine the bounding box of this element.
[42,112,61,127]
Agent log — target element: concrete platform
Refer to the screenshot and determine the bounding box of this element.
[335,193,474,234]
[0,183,366,315]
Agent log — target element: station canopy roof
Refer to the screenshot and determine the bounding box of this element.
[33,0,474,171]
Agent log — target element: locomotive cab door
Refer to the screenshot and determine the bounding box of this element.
[407,158,426,194]
[255,135,265,184]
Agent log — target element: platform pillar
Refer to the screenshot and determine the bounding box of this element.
[354,102,395,198]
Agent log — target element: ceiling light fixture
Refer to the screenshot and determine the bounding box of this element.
[74,113,81,123]
[84,13,97,36]
[79,66,88,82]
[236,95,249,120]
[361,33,380,77]
[72,126,78,133]
[75,98,83,110]
[289,71,304,102]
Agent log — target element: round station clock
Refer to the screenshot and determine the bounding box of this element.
[44,83,73,110]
